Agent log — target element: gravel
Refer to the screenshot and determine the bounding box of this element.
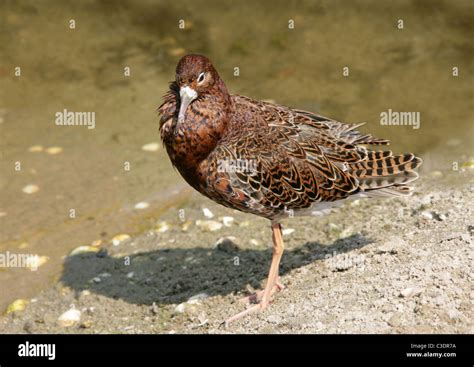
[1,170,472,334]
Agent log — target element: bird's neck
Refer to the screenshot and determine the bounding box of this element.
[166,81,232,182]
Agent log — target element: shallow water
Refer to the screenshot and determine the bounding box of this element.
[0,0,473,312]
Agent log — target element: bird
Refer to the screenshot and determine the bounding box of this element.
[158,54,422,324]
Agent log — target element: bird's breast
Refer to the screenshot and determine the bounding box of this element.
[162,101,229,189]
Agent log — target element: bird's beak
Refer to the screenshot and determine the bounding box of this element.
[178,86,198,123]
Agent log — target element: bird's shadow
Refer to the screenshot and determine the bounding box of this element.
[61,234,371,305]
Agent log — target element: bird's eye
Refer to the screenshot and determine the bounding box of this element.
[197,72,205,84]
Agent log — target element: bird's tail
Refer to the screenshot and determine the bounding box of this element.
[348,152,423,197]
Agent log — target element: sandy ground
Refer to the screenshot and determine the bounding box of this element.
[1,168,473,334]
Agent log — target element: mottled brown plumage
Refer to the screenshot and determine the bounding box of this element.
[158,54,422,323]
[159,55,422,220]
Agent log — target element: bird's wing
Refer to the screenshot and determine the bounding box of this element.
[202,96,422,219]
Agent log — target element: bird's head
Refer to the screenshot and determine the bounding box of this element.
[175,54,222,123]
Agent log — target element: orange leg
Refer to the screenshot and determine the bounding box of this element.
[225,222,285,325]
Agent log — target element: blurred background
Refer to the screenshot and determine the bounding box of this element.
[0,0,472,312]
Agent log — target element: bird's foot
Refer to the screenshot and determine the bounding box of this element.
[224,280,285,326]
[238,280,285,305]
[224,297,271,326]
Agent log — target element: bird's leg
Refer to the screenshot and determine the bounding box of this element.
[260,222,285,308]
[225,222,285,325]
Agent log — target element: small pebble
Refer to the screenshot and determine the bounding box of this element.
[80,320,93,329]
[433,212,447,221]
[60,286,72,296]
[196,220,222,231]
[250,239,260,246]
[150,302,160,315]
[45,146,63,155]
[134,201,150,210]
[399,287,423,298]
[419,195,432,205]
[57,308,81,327]
[23,320,36,333]
[91,239,102,247]
[141,142,160,152]
[282,228,295,236]
[267,315,281,324]
[214,237,239,253]
[22,184,39,194]
[181,221,192,231]
[174,303,186,313]
[202,208,214,218]
[80,290,91,297]
[387,313,403,327]
[69,246,100,256]
[5,299,28,314]
[420,211,433,220]
[187,293,209,304]
[221,216,234,227]
[155,221,169,233]
[112,234,131,246]
[461,159,474,169]
[28,145,43,152]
